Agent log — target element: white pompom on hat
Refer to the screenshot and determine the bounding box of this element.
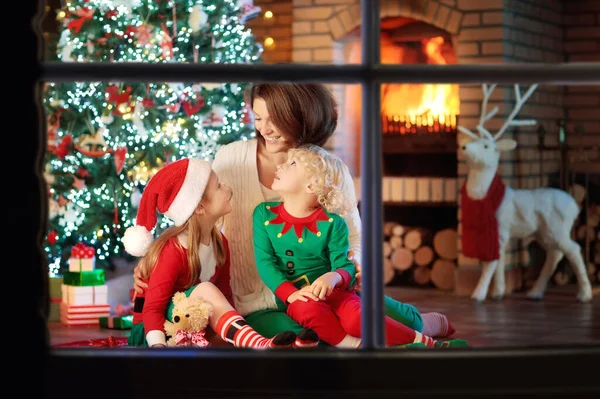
[122,158,212,257]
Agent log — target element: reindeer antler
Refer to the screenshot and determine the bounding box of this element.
[477,84,498,140]
[494,84,539,140]
[457,83,498,140]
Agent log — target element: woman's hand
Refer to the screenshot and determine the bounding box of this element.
[287,288,319,304]
[348,251,362,292]
[133,263,148,295]
[310,272,342,300]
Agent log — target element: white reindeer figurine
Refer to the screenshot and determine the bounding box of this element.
[457,83,592,303]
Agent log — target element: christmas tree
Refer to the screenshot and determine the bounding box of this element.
[43,0,262,276]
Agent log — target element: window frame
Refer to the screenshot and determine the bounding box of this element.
[33,1,600,397]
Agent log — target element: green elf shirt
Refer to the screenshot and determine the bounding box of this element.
[252,201,357,309]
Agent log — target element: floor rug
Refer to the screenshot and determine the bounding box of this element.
[52,336,129,348]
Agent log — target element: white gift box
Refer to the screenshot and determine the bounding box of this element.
[60,303,111,326]
[61,284,108,306]
[68,257,96,272]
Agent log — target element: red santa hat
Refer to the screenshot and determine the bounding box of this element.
[122,158,212,257]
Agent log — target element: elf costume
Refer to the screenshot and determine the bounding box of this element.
[253,202,467,348]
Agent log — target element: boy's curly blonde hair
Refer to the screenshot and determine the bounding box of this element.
[287,144,355,216]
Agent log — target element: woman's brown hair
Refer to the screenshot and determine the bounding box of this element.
[137,210,227,290]
[250,83,338,147]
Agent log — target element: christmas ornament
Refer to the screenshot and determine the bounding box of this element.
[114,147,128,175]
[188,4,208,32]
[130,187,142,209]
[49,198,60,219]
[182,96,205,117]
[44,164,55,185]
[101,109,114,125]
[132,102,148,140]
[210,104,226,127]
[159,24,173,59]
[72,177,87,191]
[48,231,58,245]
[237,0,261,24]
[76,125,111,158]
[135,24,153,46]
[67,7,96,34]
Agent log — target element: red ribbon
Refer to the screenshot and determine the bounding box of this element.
[181,96,205,117]
[173,330,209,347]
[67,7,96,34]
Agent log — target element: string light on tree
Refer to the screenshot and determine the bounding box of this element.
[43,0,263,274]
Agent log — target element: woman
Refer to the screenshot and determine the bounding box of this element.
[134,83,454,341]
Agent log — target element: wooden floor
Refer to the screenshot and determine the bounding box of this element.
[48,284,600,348]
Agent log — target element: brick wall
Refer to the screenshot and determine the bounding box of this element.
[246,0,293,63]
[564,0,600,160]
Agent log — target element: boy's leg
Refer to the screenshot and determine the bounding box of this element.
[383,295,424,332]
[355,292,424,331]
[246,309,331,348]
[362,292,454,337]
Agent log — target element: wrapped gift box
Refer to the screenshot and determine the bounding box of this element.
[62,284,108,306]
[63,269,105,286]
[48,276,63,322]
[68,243,96,272]
[99,315,133,330]
[60,303,111,326]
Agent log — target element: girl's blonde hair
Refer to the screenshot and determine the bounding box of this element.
[287,144,356,216]
[137,208,227,290]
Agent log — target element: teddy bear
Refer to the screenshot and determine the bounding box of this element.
[163,291,213,347]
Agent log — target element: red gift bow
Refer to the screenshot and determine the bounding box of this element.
[173,330,209,347]
[71,242,94,258]
[67,7,96,34]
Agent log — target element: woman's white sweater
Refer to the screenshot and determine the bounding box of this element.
[212,139,362,316]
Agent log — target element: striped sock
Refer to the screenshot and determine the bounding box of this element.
[215,310,295,349]
[293,328,319,349]
[421,312,455,338]
[413,331,437,348]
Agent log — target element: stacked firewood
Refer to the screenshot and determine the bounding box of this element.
[382,221,457,291]
[551,184,600,286]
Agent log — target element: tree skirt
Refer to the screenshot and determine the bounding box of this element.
[52,336,129,348]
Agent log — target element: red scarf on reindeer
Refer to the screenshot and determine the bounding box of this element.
[460,174,505,262]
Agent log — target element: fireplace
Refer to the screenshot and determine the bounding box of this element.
[280,0,598,296]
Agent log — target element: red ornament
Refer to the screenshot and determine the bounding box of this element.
[182,96,205,117]
[48,231,58,245]
[114,147,127,175]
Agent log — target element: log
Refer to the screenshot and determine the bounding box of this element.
[576,225,595,241]
[384,258,395,285]
[414,245,435,267]
[553,271,569,286]
[587,262,596,278]
[383,241,392,258]
[389,235,403,249]
[586,211,600,228]
[412,266,431,285]
[593,246,600,265]
[403,228,431,251]
[433,228,458,260]
[568,184,586,205]
[392,224,406,237]
[390,247,414,271]
[430,259,455,291]
[384,221,399,237]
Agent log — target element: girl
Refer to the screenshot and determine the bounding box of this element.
[123,157,315,348]
[252,145,468,348]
